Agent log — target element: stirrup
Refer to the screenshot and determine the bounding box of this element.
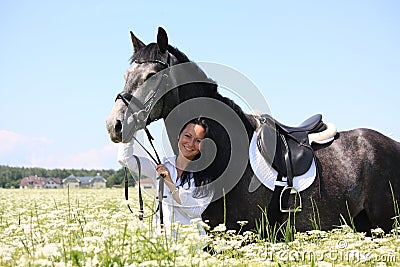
[279,186,302,213]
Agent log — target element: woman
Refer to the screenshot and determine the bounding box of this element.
[118,117,214,226]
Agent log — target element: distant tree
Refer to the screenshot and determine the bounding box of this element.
[0,165,130,188]
[0,164,149,188]
[107,168,137,188]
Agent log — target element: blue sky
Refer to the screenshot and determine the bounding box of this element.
[0,1,399,170]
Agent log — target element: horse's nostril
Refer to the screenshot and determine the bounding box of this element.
[115,120,122,133]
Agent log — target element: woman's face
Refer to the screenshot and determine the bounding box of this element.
[178,123,206,160]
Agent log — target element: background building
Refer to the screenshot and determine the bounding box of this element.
[63,173,107,188]
[20,173,107,189]
[20,175,62,189]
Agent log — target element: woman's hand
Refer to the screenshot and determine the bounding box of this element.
[156,164,172,183]
[155,164,181,204]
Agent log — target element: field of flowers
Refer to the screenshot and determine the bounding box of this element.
[0,188,399,266]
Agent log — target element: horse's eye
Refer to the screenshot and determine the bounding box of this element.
[122,93,132,101]
[145,73,156,81]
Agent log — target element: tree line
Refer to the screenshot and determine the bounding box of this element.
[0,165,138,188]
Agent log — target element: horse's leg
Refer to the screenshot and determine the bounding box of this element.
[353,210,373,234]
[364,175,399,232]
[364,167,400,232]
[357,129,400,232]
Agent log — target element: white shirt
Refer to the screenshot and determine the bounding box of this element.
[118,139,213,226]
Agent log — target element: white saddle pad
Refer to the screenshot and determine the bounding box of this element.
[249,132,317,194]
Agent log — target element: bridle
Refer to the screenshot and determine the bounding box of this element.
[115,54,172,226]
[115,55,171,131]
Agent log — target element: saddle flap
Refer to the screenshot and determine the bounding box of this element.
[257,121,314,178]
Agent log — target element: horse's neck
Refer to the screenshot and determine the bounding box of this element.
[163,91,256,142]
[214,93,257,133]
[161,66,257,146]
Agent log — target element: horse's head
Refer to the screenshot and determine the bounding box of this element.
[106,27,181,143]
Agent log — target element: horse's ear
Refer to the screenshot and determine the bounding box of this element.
[130,31,145,53]
[157,27,168,54]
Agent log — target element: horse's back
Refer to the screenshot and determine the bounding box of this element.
[315,128,400,231]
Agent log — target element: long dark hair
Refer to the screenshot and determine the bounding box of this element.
[178,117,213,198]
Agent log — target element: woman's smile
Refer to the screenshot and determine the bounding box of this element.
[178,123,205,160]
[183,145,194,151]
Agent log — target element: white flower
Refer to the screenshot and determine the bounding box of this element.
[211,223,226,232]
[371,227,385,237]
[35,243,61,258]
[390,228,400,235]
[139,260,158,266]
[227,230,237,235]
[306,229,328,238]
[237,220,248,227]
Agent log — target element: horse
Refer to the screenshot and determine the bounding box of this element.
[106,27,400,233]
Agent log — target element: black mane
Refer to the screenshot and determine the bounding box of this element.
[168,44,190,63]
[129,43,190,64]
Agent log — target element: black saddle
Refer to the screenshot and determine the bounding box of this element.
[257,114,326,184]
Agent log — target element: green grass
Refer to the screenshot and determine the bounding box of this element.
[0,188,399,266]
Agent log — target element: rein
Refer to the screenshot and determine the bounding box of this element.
[123,129,164,224]
[118,55,172,227]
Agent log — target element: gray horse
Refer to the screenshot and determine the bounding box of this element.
[106,27,400,233]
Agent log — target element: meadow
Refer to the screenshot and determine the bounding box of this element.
[0,188,399,266]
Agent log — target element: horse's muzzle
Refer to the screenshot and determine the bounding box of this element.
[106,118,123,143]
[106,114,145,143]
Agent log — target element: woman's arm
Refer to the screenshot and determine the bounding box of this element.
[117,138,157,180]
[155,164,212,219]
[155,164,183,204]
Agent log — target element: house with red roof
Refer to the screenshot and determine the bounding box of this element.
[20,175,63,189]
[20,173,107,189]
